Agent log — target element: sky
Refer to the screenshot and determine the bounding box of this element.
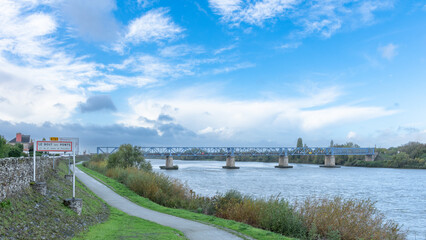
[0,0,425,152]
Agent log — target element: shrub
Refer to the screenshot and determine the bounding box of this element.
[90,154,107,162]
[296,197,406,240]
[84,159,407,240]
[107,144,152,171]
[259,197,306,238]
[214,192,261,226]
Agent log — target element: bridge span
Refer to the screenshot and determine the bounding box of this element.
[97,146,376,169]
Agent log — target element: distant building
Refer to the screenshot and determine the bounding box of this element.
[8,133,32,152]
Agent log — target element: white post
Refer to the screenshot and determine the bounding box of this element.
[33,141,36,182]
[73,148,75,199]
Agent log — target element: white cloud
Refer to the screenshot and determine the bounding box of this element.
[137,0,157,8]
[107,54,247,85]
[197,126,234,138]
[60,0,120,42]
[214,44,237,55]
[209,0,394,38]
[159,44,205,57]
[378,43,398,60]
[278,42,301,49]
[119,85,396,141]
[211,62,255,74]
[0,1,57,60]
[0,1,164,124]
[87,81,118,92]
[114,8,183,52]
[209,0,296,26]
[347,131,357,139]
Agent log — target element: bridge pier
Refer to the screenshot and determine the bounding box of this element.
[320,155,340,168]
[223,156,239,169]
[160,156,179,170]
[275,155,293,168]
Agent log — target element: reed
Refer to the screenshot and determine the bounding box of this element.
[84,158,406,240]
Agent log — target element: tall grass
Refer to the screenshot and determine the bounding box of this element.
[297,197,406,240]
[84,159,406,240]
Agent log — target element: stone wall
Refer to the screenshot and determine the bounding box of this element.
[0,157,54,201]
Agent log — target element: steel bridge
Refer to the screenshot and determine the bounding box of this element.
[97,146,375,157]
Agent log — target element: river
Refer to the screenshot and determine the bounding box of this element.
[148,159,426,239]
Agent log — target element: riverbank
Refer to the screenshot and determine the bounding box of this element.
[160,157,426,170]
[78,163,291,240]
[82,156,407,240]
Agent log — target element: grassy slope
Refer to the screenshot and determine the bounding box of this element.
[0,160,109,239]
[77,164,294,240]
[74,207,186,240]
[0,160,187,240]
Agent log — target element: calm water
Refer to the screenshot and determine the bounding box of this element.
[148,159,426,239]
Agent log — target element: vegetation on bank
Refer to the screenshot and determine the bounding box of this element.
[0,157,188,239]
[0,159,109,239]
[175,140,426,169]
[82,144,406,240]
[78,163,291,240]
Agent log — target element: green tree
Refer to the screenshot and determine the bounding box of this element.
[330,140,334,147]
[8,145,22,157]
[297,138,303,148]
[107,144,152,171]
[0,136,9,158]
[392,152,410,168]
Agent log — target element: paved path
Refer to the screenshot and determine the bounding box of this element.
[74,166,243,240]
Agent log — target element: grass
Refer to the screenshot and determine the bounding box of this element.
[77,164,293,240]
[0,159,187,240]
[0,160,109,239]
[73,207,187,240]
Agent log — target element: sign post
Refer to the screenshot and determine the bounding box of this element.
[35,141,74,196]
[73,148,75,198]
[33,142,36,182]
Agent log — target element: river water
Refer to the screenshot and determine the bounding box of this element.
[148,159,425,239]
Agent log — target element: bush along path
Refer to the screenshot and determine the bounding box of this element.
[74,163,245,240]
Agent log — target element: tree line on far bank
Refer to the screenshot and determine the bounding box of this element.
[168,138,426,169]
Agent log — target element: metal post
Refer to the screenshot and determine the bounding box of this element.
[73,148,75,199]
[33,141,36,182]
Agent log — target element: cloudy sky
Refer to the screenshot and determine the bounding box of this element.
[0,0,425,152]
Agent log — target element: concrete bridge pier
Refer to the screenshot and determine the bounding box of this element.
[223,156,239,169]
[160,156,179,170]
[275,155,293,168]
[320,155,340,168]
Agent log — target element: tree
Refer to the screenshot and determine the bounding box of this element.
[8,145,22,157]
[297,138,303,148]
[0,136,9,158]
[392,152,410,168]
[107,144,152,171]
[330,140,334,147]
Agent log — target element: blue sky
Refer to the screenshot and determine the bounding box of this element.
[0,0,425,152]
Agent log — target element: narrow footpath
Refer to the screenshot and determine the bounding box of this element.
[74,166,243,240]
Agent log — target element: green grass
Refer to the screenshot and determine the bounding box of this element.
[73,207,187,240]
[77,164,293,240]
[0,160,109,239]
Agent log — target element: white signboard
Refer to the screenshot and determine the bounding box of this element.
[59,137,79,155]
[36,141,73,152]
